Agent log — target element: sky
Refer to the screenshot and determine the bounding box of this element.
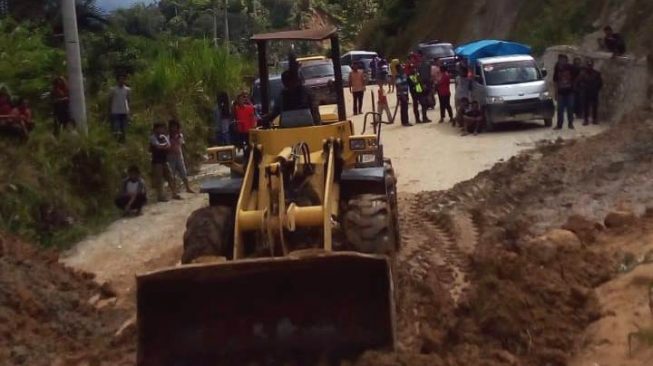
[97,0,155,11]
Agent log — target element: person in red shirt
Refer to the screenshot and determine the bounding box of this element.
[14,98,34,131]
[233,92,257,150]
[437,66,454,123]
[52,76,73,135]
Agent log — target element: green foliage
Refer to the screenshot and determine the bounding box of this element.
[134,41,245,108]
[0,17,249,248]
[0,19,64,112]
[510,0,602,54]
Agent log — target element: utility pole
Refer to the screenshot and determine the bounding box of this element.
[223,0,229,51]
[62,0,88,134]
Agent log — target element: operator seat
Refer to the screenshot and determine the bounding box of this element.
[279,109,316,128]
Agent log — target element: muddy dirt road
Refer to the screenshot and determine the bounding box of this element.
[60,91,604,302]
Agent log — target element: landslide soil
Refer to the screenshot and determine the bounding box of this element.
[355,112,653,365]
[0,234,134,365]
[5,112,653,365]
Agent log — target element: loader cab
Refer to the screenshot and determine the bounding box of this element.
[252,28,347,124]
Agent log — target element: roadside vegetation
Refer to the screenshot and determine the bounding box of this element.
[0,9,246,248]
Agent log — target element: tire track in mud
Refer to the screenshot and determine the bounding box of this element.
[395,194,482,350]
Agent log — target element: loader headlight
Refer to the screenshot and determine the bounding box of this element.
[207,146,236,164]
[218,150,233,162]
[349,138,367,151]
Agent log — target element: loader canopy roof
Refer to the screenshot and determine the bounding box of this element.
[251,27,338,41]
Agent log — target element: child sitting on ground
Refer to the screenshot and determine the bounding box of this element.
[115,165,147,216]
[454,97,470,128]
[462,101,483,136]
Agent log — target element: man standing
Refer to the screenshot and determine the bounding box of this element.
[408,68,430,123]
[553,54,575,130]
[109,74,131,142]
[577,60,603,125]
[349,62,366,115]
[417,52,434,109]
[395,65,413,127]
[603,26,626,56]
[437,66,454,123]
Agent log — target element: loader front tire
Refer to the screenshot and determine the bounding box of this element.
[182,205,234,264]
[343,194,397,256]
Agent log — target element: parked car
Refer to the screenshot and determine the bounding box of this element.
[418,41,458,77]
[299,60,338,105]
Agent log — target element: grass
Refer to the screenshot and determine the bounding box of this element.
[0,28,249,249]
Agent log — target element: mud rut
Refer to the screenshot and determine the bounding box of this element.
[395,194,480,351]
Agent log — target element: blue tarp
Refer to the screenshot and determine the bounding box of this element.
[455,40,531,64]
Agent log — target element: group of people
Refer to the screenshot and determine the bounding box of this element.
[114,119,195,216]
[351,51,476,135]
[0,87,34,139]
[553,54,603,129]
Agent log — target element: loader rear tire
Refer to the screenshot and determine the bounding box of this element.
[182,205,234,264]
[343,194,397,256]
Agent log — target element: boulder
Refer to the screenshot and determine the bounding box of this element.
[523,237,558,263]
[604,210,636,229]
[546,229,582,251]
[94,297,117,311]
[523,229,581,263]
[562,215,599,244]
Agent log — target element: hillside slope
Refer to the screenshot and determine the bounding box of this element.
[360,0,653,57]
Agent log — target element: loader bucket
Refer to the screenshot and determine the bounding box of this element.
[136,252,395,366]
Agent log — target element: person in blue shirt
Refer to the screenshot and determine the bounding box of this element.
[395,65,413,127]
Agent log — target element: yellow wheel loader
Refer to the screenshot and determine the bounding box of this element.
[136,28,400,365]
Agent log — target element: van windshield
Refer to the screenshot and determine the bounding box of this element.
[483,61,541,86]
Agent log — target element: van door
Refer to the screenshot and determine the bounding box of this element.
[472,63,486,104]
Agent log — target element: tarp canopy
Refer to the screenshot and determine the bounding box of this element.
[455,40,531,64]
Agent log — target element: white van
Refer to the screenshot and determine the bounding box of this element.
[471,55,555,130]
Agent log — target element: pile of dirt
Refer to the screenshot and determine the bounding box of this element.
[0,234,135,365]
[355,115,653,365]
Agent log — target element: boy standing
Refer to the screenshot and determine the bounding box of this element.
[109,75,131,142]
[115,165,147,216]
[377,80,393,123]
[150,123,180,202]
[168,119,194,193]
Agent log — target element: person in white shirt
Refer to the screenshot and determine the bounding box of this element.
[115,165,147,216]
[109,75,131,142]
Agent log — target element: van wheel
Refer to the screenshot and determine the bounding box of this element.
[484,110,495,132]
[544,118,553,127]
